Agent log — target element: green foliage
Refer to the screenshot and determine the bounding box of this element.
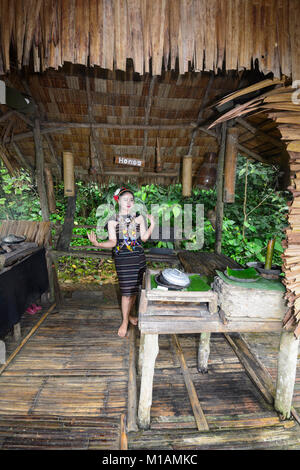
[220,156,290,265]
[0,155,290,268]
[0,162,42,220]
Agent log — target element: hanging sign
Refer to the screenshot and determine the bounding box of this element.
[115,156,145,167]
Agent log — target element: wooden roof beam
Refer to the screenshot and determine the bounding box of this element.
[10,123,217,141]
[237,143,280,165]
[105,170,178,177]
[40,121,196,130]
[71,166,179,178]
[2,116,15,144]
[0,110,15,122]
[22,78,64,178]
[0,143,15,175]
[236,117,285,150]
[12,110,34,128]
[6,126,72,143]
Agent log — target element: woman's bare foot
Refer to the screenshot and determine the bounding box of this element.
[129,315,138,326]
[118,321,129,337]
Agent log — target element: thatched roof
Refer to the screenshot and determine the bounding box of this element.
[0,0,299,79]
[0,0,297,186]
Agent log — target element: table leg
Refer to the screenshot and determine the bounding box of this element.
[138,333,145,376]
[274,330,300,419]
[13,322,21,342]
[138,333,159,430]
[198,332,211,373]
[0,340,5,364]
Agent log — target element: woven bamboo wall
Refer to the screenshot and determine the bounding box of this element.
[0,0,299,80]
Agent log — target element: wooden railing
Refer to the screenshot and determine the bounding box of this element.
[50,222,181,261]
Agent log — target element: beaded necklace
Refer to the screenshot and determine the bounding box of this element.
[115,213,142,254]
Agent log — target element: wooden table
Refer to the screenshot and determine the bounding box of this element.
[0,248,49,363]
[137,263,298,429]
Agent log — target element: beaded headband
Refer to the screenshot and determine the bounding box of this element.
[113,187,134,202]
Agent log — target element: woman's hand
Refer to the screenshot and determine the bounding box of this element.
[87,231,101,247]
[146,213,155,226]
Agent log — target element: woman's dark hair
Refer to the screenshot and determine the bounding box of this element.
[118,188,134,198]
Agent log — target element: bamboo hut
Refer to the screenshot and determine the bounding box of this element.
[0,0,299,451]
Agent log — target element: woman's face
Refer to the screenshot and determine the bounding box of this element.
[119,192,134,213]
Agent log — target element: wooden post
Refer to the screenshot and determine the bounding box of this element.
[127,325,138,432]
[223,126,239,203]
[274,330,300,419]
[44,165,56,213]
[138,332,145,375]
[198,332,211,373]
[138,333,159,429]
[33,119,49,221]
[56,188,77,251]
[214,122,227,254]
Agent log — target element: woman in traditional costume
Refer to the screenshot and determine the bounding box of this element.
[88,187,155,337]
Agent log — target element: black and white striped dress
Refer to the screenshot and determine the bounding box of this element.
[112,214,146,297]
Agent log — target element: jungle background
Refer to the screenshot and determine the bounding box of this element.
[0,155,290,287]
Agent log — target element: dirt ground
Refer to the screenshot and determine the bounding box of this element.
[60,280,120,304]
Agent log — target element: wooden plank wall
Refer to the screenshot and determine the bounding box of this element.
[0,0,298,80]
[0,220,51,246]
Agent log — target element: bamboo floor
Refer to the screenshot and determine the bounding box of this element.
[0,285,300,450]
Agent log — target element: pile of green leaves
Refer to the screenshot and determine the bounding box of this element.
[57,256,118,284]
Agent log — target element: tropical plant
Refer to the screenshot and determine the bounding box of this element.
[0,155,290,267]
